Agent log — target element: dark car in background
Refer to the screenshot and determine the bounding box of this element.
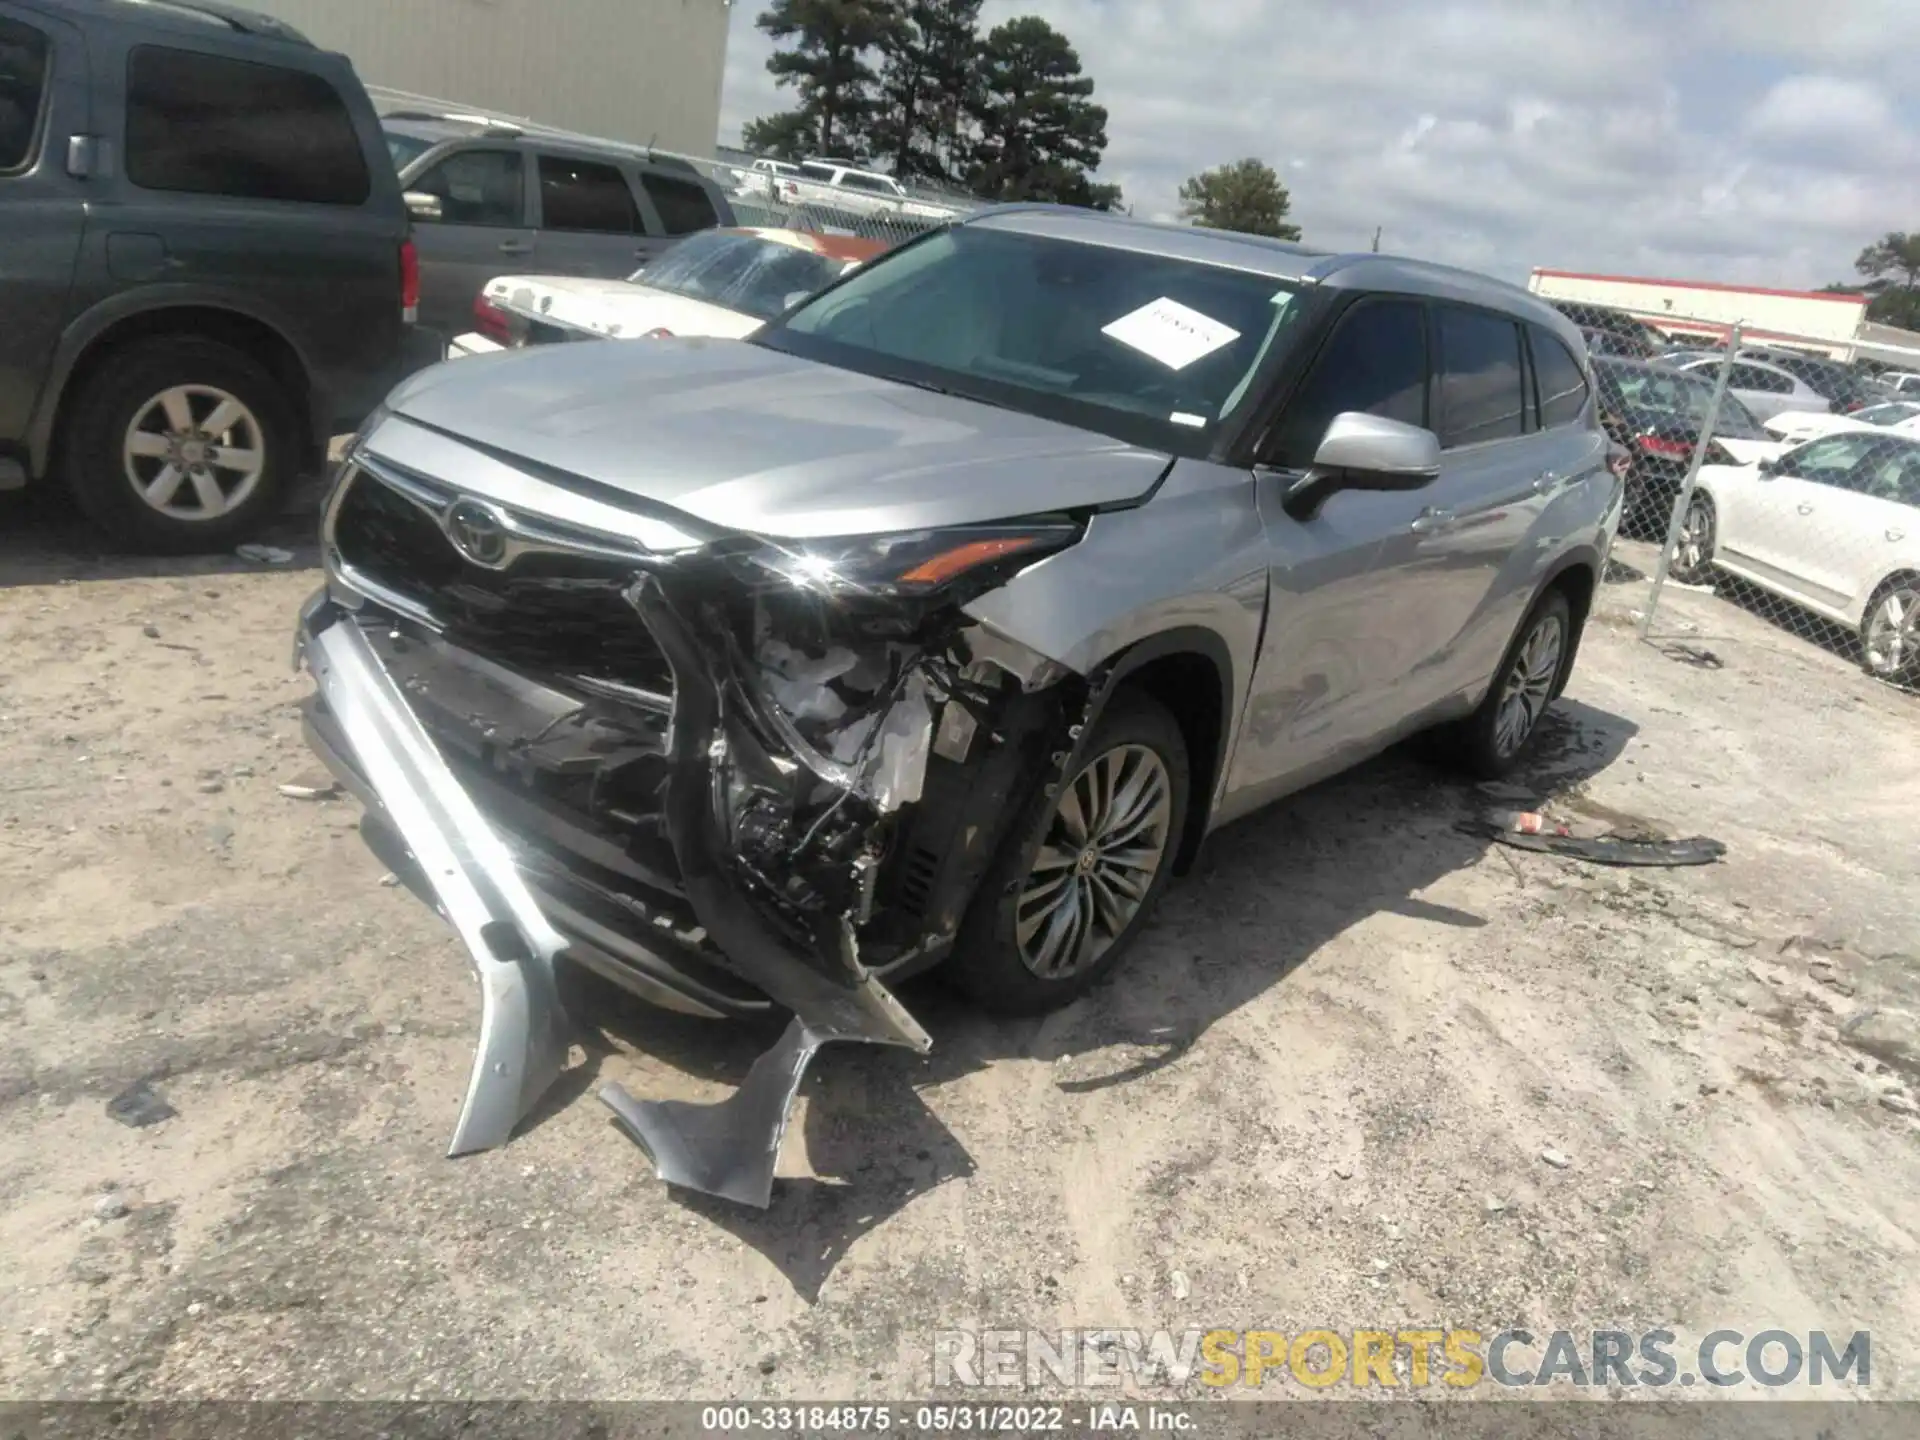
[381,110,736,341]
[1551,300,1665,358]
[0,0,426,551]
[1593,356,1777,537]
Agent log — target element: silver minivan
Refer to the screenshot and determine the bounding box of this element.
[297,207,1621,1201]
[382,112,734,341]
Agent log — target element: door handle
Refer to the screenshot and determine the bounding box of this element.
[1531,471,1562,496]
[1890,529,1906,543]
[1409,506,1457,534]
[498,239,533,256]
[1796,503,1815,515]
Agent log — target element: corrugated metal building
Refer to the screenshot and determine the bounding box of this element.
[249,0,732,155]
[1527,269,1867,359]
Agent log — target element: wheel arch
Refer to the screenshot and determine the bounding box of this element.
[1088,626,1235,876]
[1860,568,1920,632]
[32,298,318,478]
[1536,549,1600,699]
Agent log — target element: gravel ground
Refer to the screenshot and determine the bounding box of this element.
[2,491,1918,1404]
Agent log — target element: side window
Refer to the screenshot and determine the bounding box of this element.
[125,46,370,204]
[1530,327,1589,428]
[409,149,524,226]
[842,173,894,195]
[1787,434,1875,487]
[0,15,51,175]
[1730,363,1791,394]
[538,156,640,233]
[1265,298,1428,467]
[1435,305,1525,448]
[640,172,718,236]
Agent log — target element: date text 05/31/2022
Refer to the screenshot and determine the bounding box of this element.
[700,1404,1195,1432]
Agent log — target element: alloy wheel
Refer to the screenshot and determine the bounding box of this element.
[1865,586,1920,681]
[1674,496,1714,577]
[122,385,267,521]
[1016,743,1174,979]
[1493,614,1564,758]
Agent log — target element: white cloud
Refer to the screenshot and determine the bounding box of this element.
[720,0,1920,290]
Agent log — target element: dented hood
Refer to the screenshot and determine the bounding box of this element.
[381,338,1172,540]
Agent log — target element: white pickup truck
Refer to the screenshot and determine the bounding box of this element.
[772,160,960,222]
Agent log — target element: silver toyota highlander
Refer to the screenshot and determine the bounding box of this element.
[295,205,1621,1205]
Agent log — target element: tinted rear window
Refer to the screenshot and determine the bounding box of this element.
[0,15,50,173]
[1435,305,1525,447]
[640,172,718,236]
[126,46,371,204]
[1530,327,1589,428]
[538,155,640,233]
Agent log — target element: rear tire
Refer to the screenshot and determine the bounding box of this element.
[946,690,1190,1016]
[1668,491,1716,585]
[1432,588,1573,780]
[58,336,300,554]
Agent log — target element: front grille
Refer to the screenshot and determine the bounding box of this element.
[331,465,673,693]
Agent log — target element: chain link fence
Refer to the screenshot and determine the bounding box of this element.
[1577,308,1920,692]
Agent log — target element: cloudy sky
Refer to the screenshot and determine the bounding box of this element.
[719,0,1920,289]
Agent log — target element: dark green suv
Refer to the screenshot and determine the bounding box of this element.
[0,0,436,551]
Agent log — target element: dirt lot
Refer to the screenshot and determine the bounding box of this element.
[3,489,1918,1403]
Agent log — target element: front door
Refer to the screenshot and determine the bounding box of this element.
[1228,295,1445,800]
[401,146,535,339]
[0,4,86,449]
[1724,432,1883,611]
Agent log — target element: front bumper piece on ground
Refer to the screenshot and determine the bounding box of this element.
[303,609,932,1207]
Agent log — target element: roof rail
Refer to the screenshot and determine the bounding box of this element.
[119,0,313,42]
[367,85,707,172]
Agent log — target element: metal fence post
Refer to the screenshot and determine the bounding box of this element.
[1639,322,1742,640]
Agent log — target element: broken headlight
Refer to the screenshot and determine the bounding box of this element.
[749,521,1084,600]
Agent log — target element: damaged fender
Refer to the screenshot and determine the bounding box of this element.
[309,618,572,1156]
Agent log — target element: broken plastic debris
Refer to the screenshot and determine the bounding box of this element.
[1459,813,1726,867]
[106,1080,177,1129]
[235,544,295,565]
[277,779,341,801]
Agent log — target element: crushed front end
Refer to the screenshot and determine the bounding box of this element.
[295,423,1087,1205]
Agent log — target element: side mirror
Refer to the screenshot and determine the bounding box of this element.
[403,190,443,223]
[1282,412,1441,521]
[1756,456,1779,476]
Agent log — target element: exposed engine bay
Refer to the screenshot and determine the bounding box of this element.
[299,456,1108,1206]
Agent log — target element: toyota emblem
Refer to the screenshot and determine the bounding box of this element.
[443,499,510,568]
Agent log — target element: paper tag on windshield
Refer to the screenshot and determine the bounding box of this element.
[1101,298,1240,371]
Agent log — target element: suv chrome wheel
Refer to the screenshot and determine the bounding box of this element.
[1864,583,1920,681]
[123,385,266,520]
[1493,612,1564,759]
[1016,742,1173,979]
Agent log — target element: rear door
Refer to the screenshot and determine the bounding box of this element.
[75,30,403,411]
[533,152,653,278]
[400,144,534,337]
[0,2,84,451]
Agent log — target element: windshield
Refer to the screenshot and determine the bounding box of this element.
[757,224,1309,454]
[385,131,435,174]
[629,231,853,321]
[1859,401,1920,427]
[1602,363,1767,439]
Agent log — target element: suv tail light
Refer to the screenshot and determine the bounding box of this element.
[400,238,420,324]
[473,291,513,346]
[1635,433,1691,459]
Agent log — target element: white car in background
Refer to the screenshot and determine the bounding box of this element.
[448,227,886,357]
[773,160,960,221]
[1884,371,1920,397]
[1672,431,1920,682]
[1763,399,1920,446]
[1677,355,1831,423]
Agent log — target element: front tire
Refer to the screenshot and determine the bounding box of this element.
[1861,577,1920,684]
[58,337,300,554]
[947,690,1190,1015]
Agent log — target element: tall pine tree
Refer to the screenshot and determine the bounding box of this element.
[869,0,983,185]
[747,0,898,159]
[966,17,1114,207]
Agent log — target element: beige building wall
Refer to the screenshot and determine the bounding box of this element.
[1528,269,1867,357]
[251,0,731,155]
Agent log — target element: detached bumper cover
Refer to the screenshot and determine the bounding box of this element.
[299,596,933,1206]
